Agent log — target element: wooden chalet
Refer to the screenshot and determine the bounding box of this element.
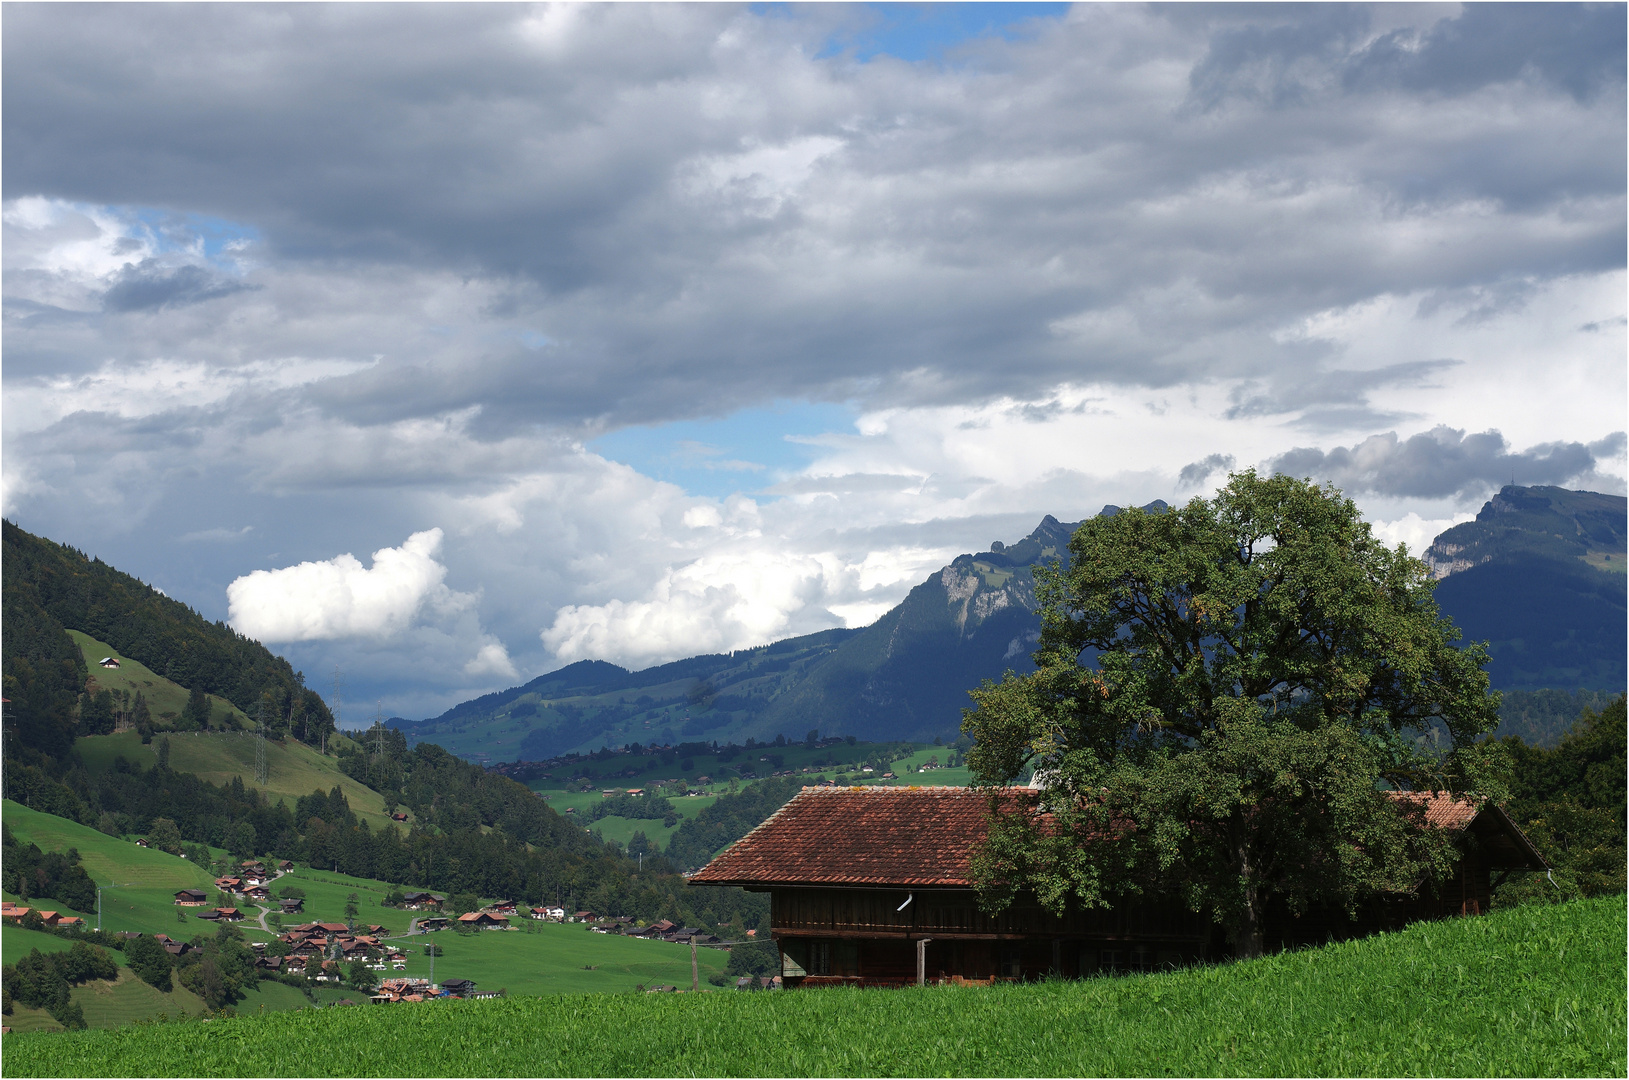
[456,911,510,930]
[689,786,1547,988]
[174,889,209,906]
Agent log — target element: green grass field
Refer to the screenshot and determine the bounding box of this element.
[72,730,408,833]
[6,896,1621,1076]
[69,630,249,730]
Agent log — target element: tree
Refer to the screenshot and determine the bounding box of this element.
[345,957,378,993]
[182,685,212,731]
[963,471,1505,958]
[147,817,183,856]
[227,821,257,859]
[1496,695,1626,905]
[123,935,174,991]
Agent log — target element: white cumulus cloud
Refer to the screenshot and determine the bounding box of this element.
[227,528,471,642]
[542,549,849,667]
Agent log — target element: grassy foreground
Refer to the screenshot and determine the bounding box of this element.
[6,896,1622,1077]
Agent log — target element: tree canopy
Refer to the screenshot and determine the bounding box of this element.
[963,471,1506,957]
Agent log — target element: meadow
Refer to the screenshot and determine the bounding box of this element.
[3,801,728,1029]
[73,730,407,833]
[534,739,972,852]
[6,895,1621,1077]
[70,631,250,730]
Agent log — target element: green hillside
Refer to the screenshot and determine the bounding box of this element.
[8,896,1621,1077]
[2,519,336,761]
[72,730,409,833]
[68,630,250,731]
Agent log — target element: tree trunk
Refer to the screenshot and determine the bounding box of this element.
[1231,831,1266,960]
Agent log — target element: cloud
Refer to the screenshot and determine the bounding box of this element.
[1178,453,1235,489]
[179,525,252,543]
[463,638,518,680]
[2,5,1623,718]
[541,550,847,668]
[1269,426,1624,500]
[101,259,256,312]
[227,528,472,642]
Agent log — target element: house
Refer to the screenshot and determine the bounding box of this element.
[244,886,271,903]
[135,837,151,848]
[486,900,517,915]
[391,811,409,821]
[401,891,443,910]
[569,911,595,923]
[417,917,450,932]
[456,911,510,930]
[215,877,242,891]
[98,656,120,668]
[440,978,476,996]
[630,918,675,939]
[174,889,209,906]
[528,906,565,921]
[276,860,294,872]
[688,786,1548,988]
[280,897,305,914]
[215,907,244,921]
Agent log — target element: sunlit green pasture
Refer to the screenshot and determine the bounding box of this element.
[8,896,1621,1077]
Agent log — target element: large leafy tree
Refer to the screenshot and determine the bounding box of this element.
[963,471,1506,958]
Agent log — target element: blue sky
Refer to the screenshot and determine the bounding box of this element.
[811,2,1071,62]
[591,401,855,500]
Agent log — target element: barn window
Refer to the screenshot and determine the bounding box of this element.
[998,945,1022,979]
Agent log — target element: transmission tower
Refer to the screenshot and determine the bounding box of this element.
[255,701,269,786]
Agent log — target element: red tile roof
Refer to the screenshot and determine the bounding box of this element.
[690,787,1033,888]
[691,786,1526,888]
[1383,790,1480,829]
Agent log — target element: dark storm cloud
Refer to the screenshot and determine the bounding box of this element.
[1346,2,1626,101]
[3,3,1622,436]
[1269,426,1622,499]
[1178,453,1235,489]
[101,260,256,312]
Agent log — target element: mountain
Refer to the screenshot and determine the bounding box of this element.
[424,487,1624,761]
[1425,486,1625,693]
[398,507,1164,760]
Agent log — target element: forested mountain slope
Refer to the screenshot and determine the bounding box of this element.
[1426,486,1625,692]
[2,520,335,760]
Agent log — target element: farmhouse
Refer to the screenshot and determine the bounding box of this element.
[280,897,305,914]
[174,889,209,906]
[456,911,510,930]
[98,656,120,668]
[689,786,1547,988]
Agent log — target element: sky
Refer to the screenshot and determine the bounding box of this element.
[4,2,1624,723]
